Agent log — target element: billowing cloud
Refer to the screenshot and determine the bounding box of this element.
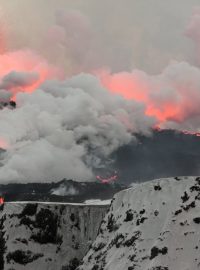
[0,74,154,183]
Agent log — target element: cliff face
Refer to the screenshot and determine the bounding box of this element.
[79,176,200,270]
[0,202,109,270]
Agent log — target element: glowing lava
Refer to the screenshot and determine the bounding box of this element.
[96,171,118,184]
[0,197,4,204]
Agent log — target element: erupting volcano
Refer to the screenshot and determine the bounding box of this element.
[1,2,200,270]
[0,1,199,184]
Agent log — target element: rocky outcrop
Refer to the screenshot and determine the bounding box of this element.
[0,202,109,270]
[79,176,200,270]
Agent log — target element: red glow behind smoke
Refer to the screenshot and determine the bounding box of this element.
[0,138,8,149]
[0,50,62,100]
[0,13,60,92]
[100,72,161,125]
[99,70,196,129]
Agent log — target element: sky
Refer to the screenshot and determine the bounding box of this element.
[0,0,199,74]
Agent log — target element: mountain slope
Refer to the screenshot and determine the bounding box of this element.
[79,176,200,270]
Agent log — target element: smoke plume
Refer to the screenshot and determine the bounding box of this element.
[0,74,154,182]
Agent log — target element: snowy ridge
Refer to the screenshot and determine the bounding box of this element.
[8,200,111,206]
[0,202,108,270]
[79,176,200,270]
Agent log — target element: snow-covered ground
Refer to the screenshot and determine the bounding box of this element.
[79,176,200,270]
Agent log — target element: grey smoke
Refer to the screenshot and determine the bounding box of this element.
[0,74,154,183]
[0,89,12,102]
[0,71,39,90]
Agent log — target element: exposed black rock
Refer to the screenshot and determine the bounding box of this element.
[6,250,43,265]
[150,246,168,260]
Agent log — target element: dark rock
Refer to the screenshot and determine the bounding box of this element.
[107,214,118,232]
[150,246,168,260]
[62,258,80,270]
[124,210,134,222]
[174,209,182,216]
[18,204,38,217]
[182,201,195,211]
[193,217,200,224]
[6,250,43,265]
[181,192,189,203]
[154,185,162,191]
